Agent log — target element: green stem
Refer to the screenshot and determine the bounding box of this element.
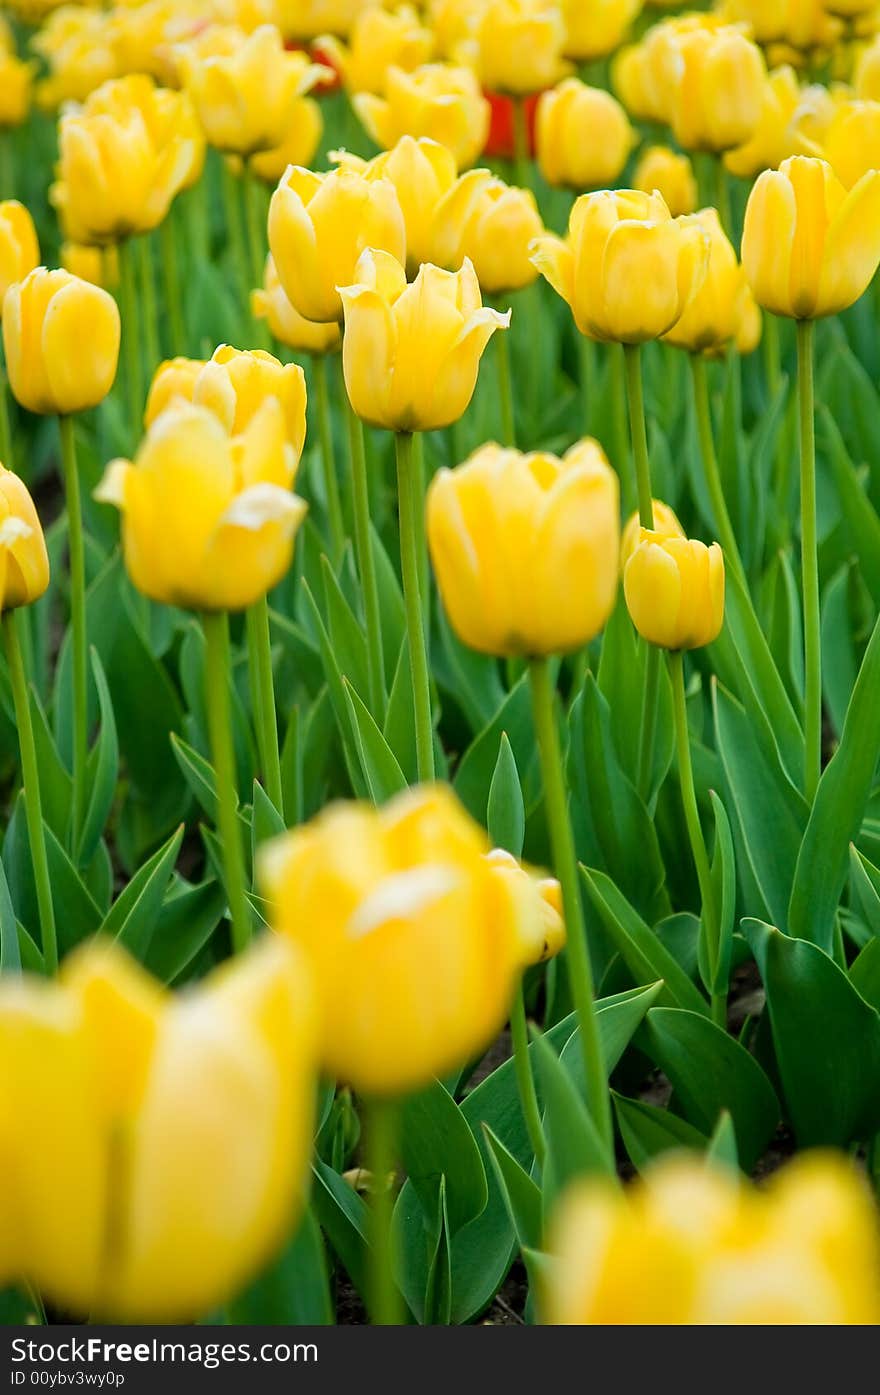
[222,160,251,330]
[669,650,725,1028]
[715,158,733,239]
[528,657,613,1163]
[3,610,56,974]
[246,594,284,817]
[0,361,12,471]
[242,160,266,291]
[609,343,632,514]
[137,235,159,381]
[578,333,594,437]
[496,328,515,446]
[59,415,88,862]
[636,644,661,803]
[118,239,142,445]
[159,214,186,357]
[366,1097,402,1325]
[622,342,653,527]
[690,353,746,586]
[344,388,385,718]
[512,96,531,193]
[395,430,434,782]
[412,430,430,641]
[202,611,251,953]
[0,131,12,200]
[510,982,546,1168]
[312,354,345,559]
[797,319,821,804]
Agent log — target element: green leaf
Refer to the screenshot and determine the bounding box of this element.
[453,677,535,823]
[144,876,226,984]
[533,1030,608,1207]
[482,1124,542,1251]
[320,553,370,703]
[821,564,857,739]
[701,791,735,997]
[822,406,880,609]
[101,825,185,959]
[343,678,407,803]
[311,1160,369,1302]
[848,937,880,1015]
[0,856,20,973]
[705,1110,739,1172]
[300,581,367,799]
[78,649,120,866]
[400,1079,488,1238]
[788,607,880,950]
[422,1177,453,1327]
[486,733,525,855]
[251,781,285,867]
[558,980,663,1096]
[613,1092,708,1171]
[16,921,44,974]
[849,844,880,936]
[170,733,217,820]
[229,1207,333,1325]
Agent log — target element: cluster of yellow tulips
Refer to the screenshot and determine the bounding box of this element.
[2,0,880,1329]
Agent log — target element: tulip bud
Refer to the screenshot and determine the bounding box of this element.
[624,529,724,650]
[339,250,509,432]
[562,0,641,60]
[742,155,880,320]
[0,466,50,612]
[0,202,39,310]
[268,164,406,323]
[485,849,566,965]
[663,208,749,355]
[456,0,571,97]
[259,784,545,1095]
[252,255,342,354]
[430,170,543,294]
[666,26,766,154]
[278,0,380,40]
[94,401,307,611]
[334,137,459,274]
[823,100,880,192]
[620,498,683,568]
[320,4,434,94]
[536,80,634,192]
[353,63,491,171]
[531,189,709,344]
[427,439,620,656]
[32,8,117,112]
[60,242,119,291]
[0,49,33,128]
[723,65,821,181]
[248,97,324,186]
[632,145,697,217]
[3,268,120,416]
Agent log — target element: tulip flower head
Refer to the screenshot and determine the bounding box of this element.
[320,4,434,94]
[247,96,324,186]
[724,65,821,180]
[561,0,642,61]
[455,0,572,97]
[427,439,620,656]
[60,242,119,291]
[252,256,342,354]
[0,467,50,613]
[620,498,683,568]
[0,202,39,309]
[822,100,880,191]
[666,25,766,154]
[485,848,566,965]
[339,249,509,432]
[353,63,491,170]
[0,47,34,127]
[278,0,383,39]
[3,267,120,416]
[663,208,750,355]
[430,170,544,293]
[333,137,459,274]
[624,528,724,650]
[632,145,697,216]
[32,8,117,112]
[537,80,635,191]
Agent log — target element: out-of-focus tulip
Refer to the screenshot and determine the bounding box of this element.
[536,80,634,191]
[3,268,120,416]
[278,0,383,39]
[735,287,762,355]
[248,97,323,185]
[856,34,880,100]
[742,155,880,319]
[0,50,34,127]
[427,439,620,656]
[666,25,766,154]
[0,203,39,309]
[334,137,459,273]
[561,0,642,60]
[485,849,566,964]
[531,189,709,344]
[339,250,509,431]
[721,0,838,48]
[624,529,724,650]
[252,255,342,354]
[620,498,683,568]
[663,208,749,355]
[544,1153,880,1324]
[430,170,543,293]
[320,4,433,94]
[268,164,406,323]
[143,356,206,426]
[611,14,714,123]
[353,63,491,170]
[0,466,50,612]
[632,146,697,216]
[60,242,119,291]
[178,24,322,155]
[32,9,117,111]
[260,783,546,1095]
[0,935,317,1321]
[213,0,281,27]
[108,0,202,84]
[456,0,571,97]
[823,100,880,191]
[724,65,820,180]
[95,401,307,611]
[430,0,490,57]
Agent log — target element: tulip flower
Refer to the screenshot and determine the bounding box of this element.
[251,255,342,356]
[430,171,543,295]
[334,137,459,274]
[735,289,762,355]
[320,4,434,93]
[353,63,491,171]
[456,0,571,97]
[32,8,118,112]
[611,14,712,124]
[822,100,880,192]
[664,208,748,357]
[0,935,317,1320]
[856,34,880,100]
[430,0,490,57]
[143,356,205,426]
[0,48,33,127]
[620,499,683,568]
[247,98,324,187]
[666,26,766,155]
[278,0,382,39]
[724,66,820,180]
[60,242,119,291]
[536,80,634,192]
[0,202,39,308]
[561,0,642,60]
[624,530,724,652]
[544,1153,880,1324]
[632,145,697,216]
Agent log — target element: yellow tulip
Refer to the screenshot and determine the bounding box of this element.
[427,439,620,656]
[3,267,120,417]
[248,96,323,185]
[663,208,749,355]
[192,344,308,461]
[856,34,880,100]
[0,466,50,612]
[561,0,642,61]
[335,137,459,274]
[620,498,683,568]
[632,146,697,217]
[94,400,307,611]
[456,0,571,97]
[178,23,322,155]
[611,15,714,124]
[320,3,434,94]
[430,0,490,56]
[724,65,821,180]
[278,0,382,39]
[485,849,566,964]
[536,80,634,191]
[735,286,762,355]
[108,0,203,83]
[212,0,282,27]
[143,356,206,426]
[32,9,118,111]
[721,0,837,47]
[430,170,544,293]
[0,50,34,127]
[624,529,724,650]
[268,164,406,323]
[252,255,342,354]
[353,63,491,170]
[0,935,316,1321]
[544,1153,880,1324]
[666,25,766,154]
[531,189,709,344]
[823,100,880,191]
[742,155,880,319]
[0,202,39,309]
[60,242,119,291]
[339,249,509,431]
[259,783,545,1095]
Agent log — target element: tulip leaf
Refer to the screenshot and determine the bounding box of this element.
[613,1092,708,1172]
[250,782,285,863]
[170,733,217,821]
[700,791,736,997]
[821,564,858,739]
[746,918,880,1146]
[78,649,120,866]
[705,1110,739,1172]
[821,406,880,610]
[533,1030,609,1208]
[482,1124,542,1253]
[848,845,880,937]
[300,580,368,799]
[28,686,72,846]
[320,553,371,705]
[3,798,102,959]
[596,596,674,800]
[144,875,227,985]
[400,1079,488,1238]
[759,549,804,718]
[102,824,185,959]
[486,732,525,856]
[16,921,43,975]
[558,980,664,1095]
[422,1176,453,1327]
[0,855,20,973]
[453,676,536,824]
[383,643,417,784]
[435,606,505,734]
[311,1160,370,1302]
[343,678,407,804]
[640,1006,779,1170]
[370,523,406,681]
[848,938,880,1016]
[229,1206,334,1325]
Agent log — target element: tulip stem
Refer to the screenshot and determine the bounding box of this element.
[0,363,13,471]
[715,160,733,240]
[137,235,159,383]
[242,163,272,351]
[396,430,434,783]
[202,610,252,953]
[159,215,186,357]
[344,391,385,718]
[412,431,430,640]
[609,344,632,514]
[578,333,594,436]
[528,657,613,1164]
[246,596,284,818]
[690,353,746,586]
[496,328,516,446]
[510,981,546,1168]
[622,343,653,527]
[312,354,345,560]
[222,161,251,331]
[118,239,143,446]
[365,1096,402,1325]
[636,645,661,804]
[669,649,725,1028]
[3,610,57,974]
[512,97,531,194]
[797,319,821,804]
[59,415,88,863]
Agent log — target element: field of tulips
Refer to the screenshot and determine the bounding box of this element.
[6,0,880,1337]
